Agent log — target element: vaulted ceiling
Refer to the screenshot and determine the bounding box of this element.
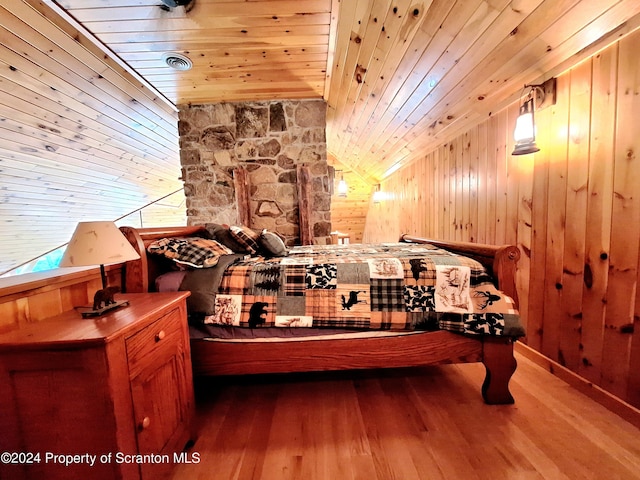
[2,0,640,276]
[57,0,640,182]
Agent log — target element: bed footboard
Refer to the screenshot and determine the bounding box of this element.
[400,234,520,309]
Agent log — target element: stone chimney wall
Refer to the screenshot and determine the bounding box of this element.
[178,99,331,245]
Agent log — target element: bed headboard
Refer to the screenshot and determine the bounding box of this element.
[120,225,207,294]
[119,226,520,309]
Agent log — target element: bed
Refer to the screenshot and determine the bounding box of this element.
[119,225,524,404]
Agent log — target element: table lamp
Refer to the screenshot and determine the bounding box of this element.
[59,221,140,317]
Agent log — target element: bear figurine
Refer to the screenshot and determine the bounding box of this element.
[93,286,120,310]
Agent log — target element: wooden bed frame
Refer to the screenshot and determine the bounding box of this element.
[119,226,522,404]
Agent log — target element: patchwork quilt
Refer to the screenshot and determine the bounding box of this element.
[203,242,524,337]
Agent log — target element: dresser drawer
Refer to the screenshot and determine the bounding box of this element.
[125,308,184,379]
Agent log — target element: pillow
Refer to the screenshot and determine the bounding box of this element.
[154,271,187,292]
[204,223,249,253]
[179,268,219,316]
[179,253,245,316]
[147,237,233,268]
[259,230,288,257]
[229,225,261,254]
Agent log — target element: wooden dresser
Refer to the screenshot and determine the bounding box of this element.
[0,292,194,480]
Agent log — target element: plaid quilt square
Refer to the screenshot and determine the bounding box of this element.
[370,278,405,311]
[305,289,337,320]
[369,311,410,330]
[282,264,307,296]
[219,263,252,295]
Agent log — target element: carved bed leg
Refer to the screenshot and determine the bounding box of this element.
[481,338,517,404]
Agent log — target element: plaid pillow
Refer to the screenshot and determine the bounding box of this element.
[147,237,233,268]
[229,225,261,254]
[204,223,248,252]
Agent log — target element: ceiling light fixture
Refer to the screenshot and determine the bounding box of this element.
[160,0,194,8]
[162,52,193,71]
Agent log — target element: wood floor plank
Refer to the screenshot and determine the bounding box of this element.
[171,353,640,480]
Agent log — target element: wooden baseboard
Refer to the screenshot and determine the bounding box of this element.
[514,342,640,430]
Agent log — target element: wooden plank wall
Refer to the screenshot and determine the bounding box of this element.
[0,266,122,333]
[363,29,640,409]
[329,169,370,243]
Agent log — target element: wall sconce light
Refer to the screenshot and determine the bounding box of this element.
[337,172,348,197]
[372,184,384,204]
[512,78,556,156]
[512,94,539,155]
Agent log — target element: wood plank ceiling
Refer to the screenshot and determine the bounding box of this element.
[56,0,333,104]
[56,0,640,184]
[2,0,639,275]
[0,1,186,276]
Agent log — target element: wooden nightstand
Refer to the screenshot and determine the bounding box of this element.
[0,292,194,480]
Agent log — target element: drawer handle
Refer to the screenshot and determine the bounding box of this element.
[155,330,166,342]
[139,416,151,431]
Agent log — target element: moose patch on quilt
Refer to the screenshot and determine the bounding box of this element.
[203,243,524,337]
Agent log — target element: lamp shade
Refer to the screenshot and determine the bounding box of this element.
[59,221,140,268]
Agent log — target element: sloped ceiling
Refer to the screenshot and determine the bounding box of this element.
[2,0,640,275]
[0,1,186,276]
[56,0,640,182]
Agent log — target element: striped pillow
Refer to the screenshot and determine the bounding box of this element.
[229,225,261,254]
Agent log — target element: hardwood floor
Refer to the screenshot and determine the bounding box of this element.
[171,353,640,480]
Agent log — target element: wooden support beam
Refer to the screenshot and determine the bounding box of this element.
[297,164,313,245]
[233,167,251,227]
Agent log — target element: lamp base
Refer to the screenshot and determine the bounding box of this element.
[77,300,130,318]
